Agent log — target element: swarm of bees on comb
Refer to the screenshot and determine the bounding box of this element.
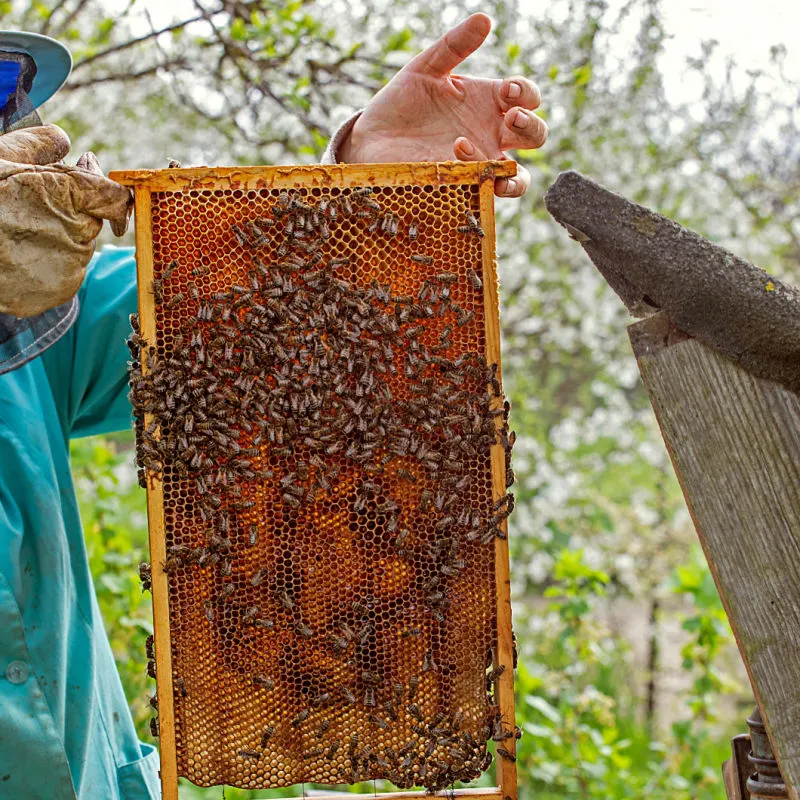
[128,182,518,791]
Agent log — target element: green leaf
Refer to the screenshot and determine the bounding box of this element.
[230,18,247,41]
[525,694,562,724]
[572,64,592,87]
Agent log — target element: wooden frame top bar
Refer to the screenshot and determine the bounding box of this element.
[109,160,516,192]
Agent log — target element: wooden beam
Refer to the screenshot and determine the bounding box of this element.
[544,170,800,394]
[629,312,800,800]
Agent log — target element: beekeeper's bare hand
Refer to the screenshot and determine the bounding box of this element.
[340,14,547,198]
[0,124,132,318]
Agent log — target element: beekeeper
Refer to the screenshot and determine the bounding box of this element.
[0,16,546,800]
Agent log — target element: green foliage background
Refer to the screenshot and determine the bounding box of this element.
[5,0,798,796]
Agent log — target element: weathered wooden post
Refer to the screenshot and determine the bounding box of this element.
[544,171,800,800]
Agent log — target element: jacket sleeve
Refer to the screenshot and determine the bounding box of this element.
[41,246,138,439]
[320,111,362,164]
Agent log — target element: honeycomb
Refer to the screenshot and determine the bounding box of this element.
[126,170,516,792]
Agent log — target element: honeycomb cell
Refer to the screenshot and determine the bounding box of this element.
[128,178,515,792]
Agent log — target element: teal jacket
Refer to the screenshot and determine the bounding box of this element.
[0,246,161,799]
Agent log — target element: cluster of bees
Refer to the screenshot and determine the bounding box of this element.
[128,184,517,791]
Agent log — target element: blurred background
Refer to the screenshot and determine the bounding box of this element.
[3,0,799,796]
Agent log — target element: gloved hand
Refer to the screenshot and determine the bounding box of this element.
[0,123,132,318]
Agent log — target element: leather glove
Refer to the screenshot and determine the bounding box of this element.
[0,124,132,318]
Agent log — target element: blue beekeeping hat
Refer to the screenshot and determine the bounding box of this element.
[0,30,72,109]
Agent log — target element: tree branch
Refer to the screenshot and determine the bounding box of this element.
[72,16,206,71]
[38,0,70,36]
[62,61,189,90]
[544,170,800,393]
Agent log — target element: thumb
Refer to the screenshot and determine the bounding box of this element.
[76,151,102,173]
[406,13,491,78]
[69,156,133,237]
[0,123,71,165]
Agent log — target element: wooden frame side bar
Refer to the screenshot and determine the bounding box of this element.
[135,186,179,800]
[110,160,516,193]
[479,176,518,800]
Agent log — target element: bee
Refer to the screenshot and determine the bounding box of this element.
[486,665,506,683]
[148,694,159,711]
[238,749,261,760]
[203,600,215,622]
[278,590,295,611]
[282,493,301,509]
[162,259,178,282]
[231,223,249,246]
[408,221,418,241]
[347,734,361,760]
[434,272,458,284]
[295,621,314,639]
[407,703,423,722]
[411,254,433,265]
[260,726,276,748]
[386,685,404,709]
[316,718,332,738]
[216,556,232,576]
[496,747,516,762]
[328,740,340,758]
[250,568,268,586]
[245,524,259,547]
[253,675,275,690]
[467,268,483,290]
[165,293,185,309]
[408,676,420,701]
[341,686,357,704]
[369,714,389,730]
[145,634,155,661]
[363,687,376,707]
[402,627,422,639]
[423,651,436,672]
[302,747,325,760]
[150,717,159,738]
[291,708,311,727]
[457,310,476,327]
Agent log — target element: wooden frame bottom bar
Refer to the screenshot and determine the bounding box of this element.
[306,788,503,799]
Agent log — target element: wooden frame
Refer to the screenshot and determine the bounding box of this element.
[112,161,518,800]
